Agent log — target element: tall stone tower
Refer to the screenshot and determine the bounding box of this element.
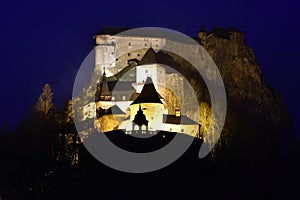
[132,48,166,93]
[130,77,164,132]
[93,27,167,77]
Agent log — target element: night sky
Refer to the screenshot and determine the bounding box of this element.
[1,0,299,140]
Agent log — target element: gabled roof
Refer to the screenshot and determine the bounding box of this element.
[131,77,163,105]
[108,81,135,92]
[163,114,198,125]
[97,105,125,117]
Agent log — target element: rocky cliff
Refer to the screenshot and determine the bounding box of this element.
[195,26,293,163]
[154,26,293,164]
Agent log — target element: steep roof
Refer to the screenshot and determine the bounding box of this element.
[131,77,163,105]
[163,114,198,125]
[108,81,135,92]
[138,48,158,65]
[99,72,110,96]
[95,71,111,101]
[138,48,180,69]
[97,105,125,117]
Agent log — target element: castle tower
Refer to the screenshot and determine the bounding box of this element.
[197,24,206,45]
[94,27,125,76]
[95,69,112,109]
[132,104,149,134]
[132,48,166,93]
[130,77,164,132]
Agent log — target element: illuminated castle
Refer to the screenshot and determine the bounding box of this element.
[85,68,200,136]
[82,57,200,137]
[119,76,200,137]
[82,27,205,137]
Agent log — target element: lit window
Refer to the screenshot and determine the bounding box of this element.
[122,96,126,100]
[111,96,115,101]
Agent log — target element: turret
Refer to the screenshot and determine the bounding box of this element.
[197,24,206,45]
[95,68,112,109]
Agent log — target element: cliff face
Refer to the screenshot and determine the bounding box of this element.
[162,26,293,162]
[195,27,293,163]
[200,28,285,123]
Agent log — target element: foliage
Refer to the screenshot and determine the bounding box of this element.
[35,83,54,115]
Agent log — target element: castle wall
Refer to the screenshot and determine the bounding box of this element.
[161,123,199,137]
[165,73,184,114]
[133,64,166,93]
[83,102,96,120]
[94,34,166,76]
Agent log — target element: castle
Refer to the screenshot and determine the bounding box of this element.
[83,26,244,138]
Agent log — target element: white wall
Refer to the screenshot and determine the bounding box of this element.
[161,123,199,137]
[83,102,96,120]
[134,64,166,93]
[94,34,166,76]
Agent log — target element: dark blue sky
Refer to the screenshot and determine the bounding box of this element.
[1,0,299,139]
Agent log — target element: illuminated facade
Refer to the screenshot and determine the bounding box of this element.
[93,27,166,77]
[119,76,200,136]
[82,27,201,137]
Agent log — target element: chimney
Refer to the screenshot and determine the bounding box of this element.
[175,109,181,117]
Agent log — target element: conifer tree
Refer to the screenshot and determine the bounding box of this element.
[36,83,54,114]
